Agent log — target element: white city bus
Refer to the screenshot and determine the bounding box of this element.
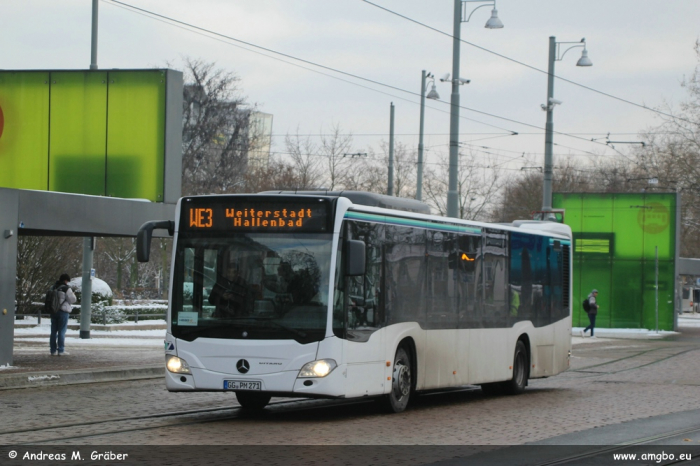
[137,191,572,413]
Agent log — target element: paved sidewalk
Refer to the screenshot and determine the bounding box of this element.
[1,321,165,390]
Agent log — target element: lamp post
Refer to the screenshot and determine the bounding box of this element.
[446,0,503,218]
[417,70,440,201]
[541,36,592,214]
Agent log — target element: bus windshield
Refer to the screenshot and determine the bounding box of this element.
[172,232,333,344]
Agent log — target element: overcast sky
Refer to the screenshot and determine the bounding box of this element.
[2,0,699,175]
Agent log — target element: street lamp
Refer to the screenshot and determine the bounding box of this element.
[541,37,592,215]
[417,71,440,201]
[446,0,504,218]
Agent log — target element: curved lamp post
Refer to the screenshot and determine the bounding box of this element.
[417,71,440,201]
[445,0,503,218]
[541,37,592,215]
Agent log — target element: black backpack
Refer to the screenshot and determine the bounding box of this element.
[44,285,67,314]
[582,298,591,312]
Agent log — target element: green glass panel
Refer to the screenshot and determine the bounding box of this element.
[580,194,613,233]
[49,71,107,196]
[0,72,49,190]
[557,192,676,331]
[641,260,674,331]
[610,260,644,328]
[611,194,645,260]
[572,257,586,327]
[577,258,611,328]
[106,70,165,201]
[642,194,674,261]
[553,193,582,245]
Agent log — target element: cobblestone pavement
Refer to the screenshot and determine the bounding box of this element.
[2,327,700,452]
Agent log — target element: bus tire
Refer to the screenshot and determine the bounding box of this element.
[502,340,528,395]
[236,391,272,410]
[382,346,412,413]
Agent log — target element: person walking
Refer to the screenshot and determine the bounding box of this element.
[582,289,599,338]
[49,273,77,356]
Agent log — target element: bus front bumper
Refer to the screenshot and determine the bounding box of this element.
[165,364,348,398]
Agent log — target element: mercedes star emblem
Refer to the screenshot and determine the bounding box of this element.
[236,359,250,374]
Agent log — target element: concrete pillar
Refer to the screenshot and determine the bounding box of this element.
[0,190,19,366]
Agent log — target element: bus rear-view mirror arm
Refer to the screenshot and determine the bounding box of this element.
[137,220,174,263]
[345,239,366,276]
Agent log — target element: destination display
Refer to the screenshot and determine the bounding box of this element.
[179,197,332,233]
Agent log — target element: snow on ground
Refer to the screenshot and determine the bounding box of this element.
[15,337,163,347]
[13,317,165,347]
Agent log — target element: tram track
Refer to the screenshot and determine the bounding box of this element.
[566,344,700,379]
[528,423,700,466]
[0,396,379,445]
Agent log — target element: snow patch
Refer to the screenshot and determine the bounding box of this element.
[27,375,60,382]
[69,277,113,297]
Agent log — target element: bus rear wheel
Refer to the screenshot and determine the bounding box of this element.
[502,340,528,395]
[236,391,272,410]
[382,346,412,413]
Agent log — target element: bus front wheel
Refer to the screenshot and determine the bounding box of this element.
[502,340,528,395]
[382,346,413,413]
[236,391,272,410]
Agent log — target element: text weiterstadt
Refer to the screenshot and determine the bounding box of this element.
[189,207,314,229]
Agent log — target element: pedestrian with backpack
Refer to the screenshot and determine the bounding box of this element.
[581,289,599,338]
[48,273,77,356]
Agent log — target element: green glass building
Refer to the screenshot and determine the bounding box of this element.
[553,192,678,331]
[0,69,181,203]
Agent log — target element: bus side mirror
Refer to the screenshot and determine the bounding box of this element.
[137,220,174,262]
[345,240,366,276]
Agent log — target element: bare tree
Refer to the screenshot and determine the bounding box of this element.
[16,237,82,313]
[361,141,417,198]
[284,129,322,189]
[319,123,354,191]
[99,238,136,291]
[423,150,504,220]
[244,156,307,193]
[181,58,259,195]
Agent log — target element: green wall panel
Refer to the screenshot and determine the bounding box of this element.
[641,260,674,331]
[106,71,165,201]
[577,258,611,328]
[555,192,677,331]
[49,71,107,196]
[580,194,613,233]
[0,69,176,202]
[610,260,644,328]
[641,196,674,260]
[612,194,644,259]
[0,72,49,190]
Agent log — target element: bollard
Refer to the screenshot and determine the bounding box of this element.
[135,309,139,324]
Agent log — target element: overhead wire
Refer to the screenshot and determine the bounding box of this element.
[361,0,694,126]
[105,0,515,134]
[105,0,629,159]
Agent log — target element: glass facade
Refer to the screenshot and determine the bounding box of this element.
[0,72,50,191]
[0,70,170,202]
[553,192,676,330]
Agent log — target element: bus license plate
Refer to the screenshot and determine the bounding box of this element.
[224,380,262,390]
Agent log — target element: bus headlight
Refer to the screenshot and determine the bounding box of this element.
[166,355,192,374]
[298,359,337,378]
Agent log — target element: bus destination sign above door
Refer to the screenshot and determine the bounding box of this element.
[180,196,331,233]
